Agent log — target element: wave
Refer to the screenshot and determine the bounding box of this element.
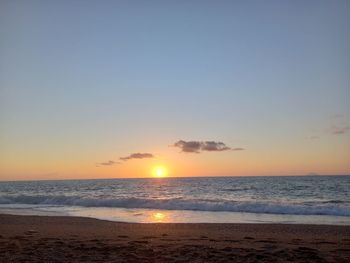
[0,195,349,216]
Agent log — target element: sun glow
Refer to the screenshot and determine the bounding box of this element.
[152,166,168,178]
[153,212,165,221]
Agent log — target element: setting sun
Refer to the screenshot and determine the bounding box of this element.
[152,166,168,178]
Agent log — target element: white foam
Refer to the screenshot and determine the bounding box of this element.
[0,195,349,216]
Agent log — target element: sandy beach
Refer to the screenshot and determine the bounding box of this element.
[0,214,349,262]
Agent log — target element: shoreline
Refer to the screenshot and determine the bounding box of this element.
[1,205,349,225]
[1,209,350,226]
[1,212,349,226]
[1,214,349,262]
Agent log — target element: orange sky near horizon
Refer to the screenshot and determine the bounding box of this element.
[1,136,350,181]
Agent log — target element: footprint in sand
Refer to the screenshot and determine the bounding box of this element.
[142,236,157,239]
[24,230,38,235]
[129,240,149,244]
[224,239,239,243]
[255,240,278,243]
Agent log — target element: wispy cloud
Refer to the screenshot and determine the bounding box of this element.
[173,140,243,153]
[96,160,119,167]
[232,147,245,151]
[120,153,154,161]
[328,113,349,135]
[306,114,349,139]
[330,125,350,135]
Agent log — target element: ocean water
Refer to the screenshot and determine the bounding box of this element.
[0,176,349,225]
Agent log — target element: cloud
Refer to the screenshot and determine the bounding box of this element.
[120,153,154,161]
[173,140,243,153]
[327,113,349,135]
[201,141,231,152]
[96,160,119,167]
[232,147,245,151]
[173,140,202,153]
[330,125,350,135]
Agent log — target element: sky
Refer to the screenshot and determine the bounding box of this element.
[1,0,350,180]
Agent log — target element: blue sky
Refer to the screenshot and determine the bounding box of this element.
[1,0,349,179]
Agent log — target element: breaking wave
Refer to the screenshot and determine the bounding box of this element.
[0,195,349,216]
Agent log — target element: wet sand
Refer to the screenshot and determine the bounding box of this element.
[0,214,349,262]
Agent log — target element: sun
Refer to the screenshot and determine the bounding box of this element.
[152,166,168,178]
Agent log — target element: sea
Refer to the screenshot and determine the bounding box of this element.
[0,176,349,225]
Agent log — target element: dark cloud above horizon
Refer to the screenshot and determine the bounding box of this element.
[232,147,245,151]
[96,160,119,167]
[173,140,244,153]
[120,153,154,161]
[201,141,231,152]
[174,140,202,153]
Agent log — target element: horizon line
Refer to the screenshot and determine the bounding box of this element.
[1,174,349,183]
